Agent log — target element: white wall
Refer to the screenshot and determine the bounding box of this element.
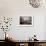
[0,0,46,40]
[8,15,45,40]
[44,16,46,39]
[0,15,45,40]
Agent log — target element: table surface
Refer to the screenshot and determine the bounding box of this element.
[7,40,46,43]
[0,40,5,42]
[1,39,46,43]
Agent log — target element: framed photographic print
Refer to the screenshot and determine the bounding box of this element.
[19,16,33,26]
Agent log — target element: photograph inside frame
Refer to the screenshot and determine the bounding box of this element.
[20,16,33,26]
